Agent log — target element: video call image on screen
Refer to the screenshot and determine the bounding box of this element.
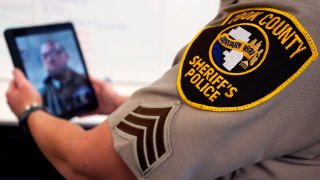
[15,30,95,116]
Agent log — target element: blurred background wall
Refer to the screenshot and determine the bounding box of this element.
[0,0,220,123]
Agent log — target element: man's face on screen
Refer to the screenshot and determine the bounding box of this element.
[41,41,68,77]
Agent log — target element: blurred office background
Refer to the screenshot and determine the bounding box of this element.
[0,0,219,122]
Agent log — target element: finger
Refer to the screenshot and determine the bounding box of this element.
[6,80,15,93]
[6,80,17,104]
[13,68,27,88]
[6,81,15,103]
[89,76,104,85]
[90,79,100,92]
[89,76,105,92]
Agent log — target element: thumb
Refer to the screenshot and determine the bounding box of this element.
[13,68,28,88]
[90,76,104,86]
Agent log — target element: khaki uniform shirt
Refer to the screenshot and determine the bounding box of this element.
[108,0,320,179]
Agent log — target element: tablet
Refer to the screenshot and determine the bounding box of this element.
[4,22,98,119]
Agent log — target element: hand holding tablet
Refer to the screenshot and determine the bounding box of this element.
[4,22,98,119]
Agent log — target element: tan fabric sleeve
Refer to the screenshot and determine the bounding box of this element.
[220,0,238,10]
[108,0,320,179]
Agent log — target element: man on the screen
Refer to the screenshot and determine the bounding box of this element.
[40,40,91,116]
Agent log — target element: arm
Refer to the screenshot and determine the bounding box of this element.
[28,112,135,179]
[6,69,136,179]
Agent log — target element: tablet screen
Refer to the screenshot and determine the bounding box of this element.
[5,23,98,118]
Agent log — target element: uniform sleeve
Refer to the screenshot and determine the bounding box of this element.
[107,0,320,179]
[219,142,320,179]
[220,0,238,10]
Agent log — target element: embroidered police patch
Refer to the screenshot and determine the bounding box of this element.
[177,7,318,111]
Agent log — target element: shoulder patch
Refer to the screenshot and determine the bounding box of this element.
[115,101,180,177]
[177,7,318,111]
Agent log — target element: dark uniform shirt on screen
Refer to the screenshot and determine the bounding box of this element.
[41,68,91,116]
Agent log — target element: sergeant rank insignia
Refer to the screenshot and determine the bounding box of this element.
[177,7,318,111]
